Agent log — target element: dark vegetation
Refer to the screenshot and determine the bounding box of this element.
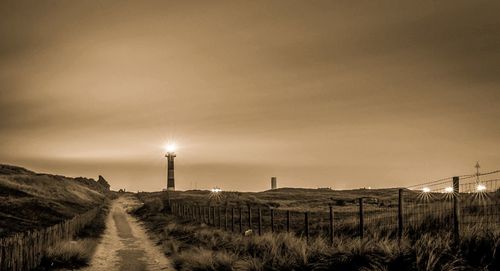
[35,202,111,270]
[0,164,114,270]
[135,190,500,271]
[0,164,110,237]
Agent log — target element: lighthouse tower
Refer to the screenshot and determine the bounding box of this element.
[165,145,177,191]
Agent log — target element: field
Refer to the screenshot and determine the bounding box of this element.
[0,164,109,237]
[135,188,500,270]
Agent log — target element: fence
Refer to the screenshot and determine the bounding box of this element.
[0,206,102,271]
[166,171,500,245]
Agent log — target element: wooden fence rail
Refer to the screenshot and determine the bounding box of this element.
[0,206,102,271]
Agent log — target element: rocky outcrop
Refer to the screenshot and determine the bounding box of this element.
[97,175,111,191]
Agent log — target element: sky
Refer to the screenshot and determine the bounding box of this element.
[1,0,499,192]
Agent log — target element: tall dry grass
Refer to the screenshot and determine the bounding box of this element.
[41,239,97,268]
[136,202,499,271]
[35,201,111,270]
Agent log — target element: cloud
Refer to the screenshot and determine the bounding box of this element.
[1,0,499,191]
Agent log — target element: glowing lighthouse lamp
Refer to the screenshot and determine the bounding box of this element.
[165,143,177,191]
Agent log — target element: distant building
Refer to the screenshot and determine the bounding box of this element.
[271,177,277,189]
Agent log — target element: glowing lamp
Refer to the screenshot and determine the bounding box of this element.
[476,184,486,192]
[444,187,453,193]
[211,187,222,193]
[422,187,431,193]
[165,143,177,153]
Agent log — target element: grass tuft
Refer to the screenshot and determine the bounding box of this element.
[40,239,97,269]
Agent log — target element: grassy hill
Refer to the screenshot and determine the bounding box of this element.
[137,186,410,215]
[0,164,109,237]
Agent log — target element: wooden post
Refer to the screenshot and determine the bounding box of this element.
[286,210,291,233]
[205,206,208,224]
[231,207,235,232]
[398,189,404,240]
[258,208,262,235]
[359,198,364,239]
[329,205,334,245]
[239,207,243,233]
[208,206,211,225]
[218,206,222,229]
[224,207,228,231]
[453,176,460,245]
[213,206,216,226]
[248,205,252,230]
[271,208,275,233]
[202,206,206,223]
[305,211,309,242]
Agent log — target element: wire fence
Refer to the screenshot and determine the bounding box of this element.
[167,170,500,244]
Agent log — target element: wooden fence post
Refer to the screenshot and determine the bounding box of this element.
[231,207,235,232]
[208,206,212,225]
[453,176,460,245]
[213,206,216,226]
[218,206,222,229]
[239,207,243,233]
[198,205,201,222]
[258,208,262,235]
[305,211,309,242]
[329,205,334,245]
[359,198,364,239]
[224,207,228,231]
[398,189,404,240]
[201,206,205,223]
[248,205,252,230]
[205,206,208,224]
[287,210,291,233]
[271,208,275,233]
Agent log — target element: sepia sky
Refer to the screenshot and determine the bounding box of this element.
[1,0,499,192]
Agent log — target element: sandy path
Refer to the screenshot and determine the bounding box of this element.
[82,195,173,271]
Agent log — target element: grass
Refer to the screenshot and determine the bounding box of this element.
[137,187,402,212]
[35,201,111,270]
[0,164,109,237]
[135,195,500,271]
[40,239,98,269]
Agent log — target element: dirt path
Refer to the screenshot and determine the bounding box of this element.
[82,195,173,271]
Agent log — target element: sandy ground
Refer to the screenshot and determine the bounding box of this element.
[82,195,173,271]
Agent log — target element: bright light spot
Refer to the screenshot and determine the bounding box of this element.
[211,187,222,193]
[444,187,453,193]
[422,187,431,193]
[165,143,177,153]
[476,184,486,192]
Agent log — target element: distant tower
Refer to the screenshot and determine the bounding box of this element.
[475,161,481,183]
[271,177,277,190]
[165,151,176,191]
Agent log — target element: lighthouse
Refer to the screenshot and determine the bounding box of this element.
[165,144,177,191]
